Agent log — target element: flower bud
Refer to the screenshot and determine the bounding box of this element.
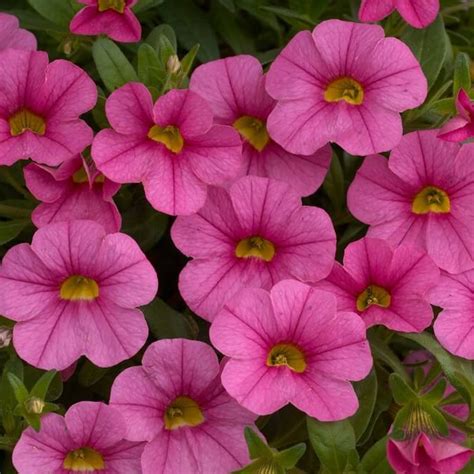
[0,326,12,348]
[25,397,45,415]
[167,55,181,74]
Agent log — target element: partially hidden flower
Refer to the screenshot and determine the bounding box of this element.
[438,89,474,143]
[359,0,439,29]
[92,84,242,216]
[388,432,472,474]
[70,0,141,43]
[13,401,144,473]
[0,220,158,370]
[429,268,474,360]
[0,50,96,166]
[210,280,372,420]
[110,338,256,474]
[265,19,427,157]
[190,54,332,196]
[171,176,336,321]
[0,12,36,51]
[315,237,439,332]
[348,130,474,274]
[24,155,121,234]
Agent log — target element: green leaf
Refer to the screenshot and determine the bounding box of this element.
[389,373,417,405]
[360,436,394,473]
[261,6,314,28]
[306,417,357,473]
[159,0,219,62]
[350,369,378,441]
[453,52,471,95]
[0,200,34,219]
[421,402,449,436]
[142,298,197,340]
[30,371,58,401]
[180,44,200,77]
[402,15,449,87]
[137,43,166,88]
[7,373,29,404]
[134,0,164,13]
[0,219,29,245]
[422,378,447,405]
[244,427,273,460]
[323,152,345,214]
[276,443,306,468]
[146,24,177,52]
[27,0,74,27]
[78,361,109,388]
[0,356,24,413]
[92,38,138,92]
[219,0,236,12]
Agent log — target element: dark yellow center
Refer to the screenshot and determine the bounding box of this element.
[235,236,275,262]
[60,276,99,301]
[148,125,184,153]
[72,168,105,184]
[267,343,306,373]
[98,0,126,13]
[356,285,391,311]
[63,447,105,471]
[9,109,46,137]
[233,116,270,152]
[412,186,451,214]
[164,396,204,430]
[324,77,364,105]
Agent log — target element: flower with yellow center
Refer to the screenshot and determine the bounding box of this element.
[324,77,364,105]
[9,109,46,137]
[60,275,99,301]
[356,284,391,312]
[266,343,306,373]
[72,167,105,184]
[235,236,275,262]
[63,447,105,471]
[164,396,204,430]
[233,116,270,152]
[412,186,451,215]
[98,0,126,13]
[148,124,184,154]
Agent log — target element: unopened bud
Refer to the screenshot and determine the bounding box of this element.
[25,397,45,415]
[0,327,12,348]
[167,55,181,74]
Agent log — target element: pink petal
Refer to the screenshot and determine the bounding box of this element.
[24,162,72,203]
[0,13,36,51]
[434,309,474,359]
[396,0,440,28]
[438,120,474,143]
[359,0,395,22]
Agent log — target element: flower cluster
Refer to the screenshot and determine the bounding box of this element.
[0,2,473,473]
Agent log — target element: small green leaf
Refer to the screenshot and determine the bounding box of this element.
[7,373,29,404]
[360,436,394,473]
[453,52,471,96]
[180,44,200,77]
[244,427,273,460]
[307,417,357,473]
[30,371,58,401]
[0,220,29,245]
[421,378,447,405]
[134,0,164,13]
[92,38,138,92]
[146,24,177,52]
[158,34,177,65]
[323,152,345,215]
[350,369,378,442]
[78,361,109,388]
[276,443,306,468]
[261,6,314,28]
[389,373,418,405]
[27,0,74,27]
[137,43,166,88]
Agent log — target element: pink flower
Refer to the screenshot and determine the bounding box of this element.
[429,269,474,359]
[439,89,474,143]
[0,50,96,166]
[190,55,332,196]
[265,20,427,157]
[171,176,336,321]
[110,338,256,474]
[348,130,474,274]
[315,237,439,332]
[70,0,141,43]
[359,0,439,29]
[24,155,121,234]
[210,280,372,419]
[0,220,158,370]
[387,433,472,474]
[13,401,144,473]
[92,84,242,216]
[0,12,36,51]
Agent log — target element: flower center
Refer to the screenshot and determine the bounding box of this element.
[63,447,105,471]
[406,402,440,438]
[164,396,204,430]
[412,186,451,215]
[60,275,99,301]
[233,116,270,152]
[356,285,391,311]
[324,77,364,105]
[9,109,46,137]
[98,0,126,13]
[148,125,184,153]
[235,236,275,262]
[267,343,306,373]
[72,168,105,184]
